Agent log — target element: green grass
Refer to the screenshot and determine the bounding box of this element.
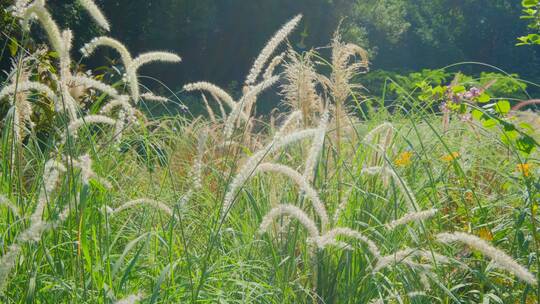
[1,100,538,303]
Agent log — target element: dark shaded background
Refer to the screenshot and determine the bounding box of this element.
[1,0,540,97]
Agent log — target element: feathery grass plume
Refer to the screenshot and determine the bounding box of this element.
[213,92,228,119]
[81,36,132,64]
[385,209,438,230]
[327,32,369,105]
[241,76,280,118]
[60,29,72,77]
[81,37,180,102]
[115,293,144,304]
[0,244,21,293]
[140,92,168,103]
[0,195,20,218]
[263,52,286,80]
[361,166,418,212]
[106,198,175,219]
[183,82,244,121]
[129,52,181,71]
[70,75,123,100]
[274,110,303,137]
[192,129,208,191]
[201,94,216,122]
[15,1,65,58]
[224,75,280,138]
[0,81,58,104]
[303,110,329,182]
[32,159,66,225]
[258,204,319,238]
[436,232,537,285]
[256,163,329,229]
[222,128,318,219]
[363,122,394,153]
[64,115,116,142]
[78,0,110,31]
[14,1,80,119]
[4,61,34,143]
[100,98,135,118]
[373,248,450,272]
[245,14,302,86]
[315,227,380,258]
[127,51,181,101]
[281,50,323,125]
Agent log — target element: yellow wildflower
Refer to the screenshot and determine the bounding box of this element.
[516,163,532,177]
[441,152,460,162]
[394,151,413,167]
[477,227,493,241]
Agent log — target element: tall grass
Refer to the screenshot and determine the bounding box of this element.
[0,1,539,303]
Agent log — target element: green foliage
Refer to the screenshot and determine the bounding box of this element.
[517,0,540,45]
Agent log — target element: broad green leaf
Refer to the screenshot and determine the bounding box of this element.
[471,109,484,121]
[495,100,510,115]
[477,93,491,103]
[516,136,536,155]
[482,118,497,128]
[523,0,538,8]
[452,85,466,93]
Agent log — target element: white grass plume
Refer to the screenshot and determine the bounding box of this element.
[0,244,21,293]
[258,204,319,239]
[201,94,216,122]
[183,82,236,110]
[0,81,58,104]
[222,128,317,219]
[106,198,175,219]
[16,1,64,57]
[70,75,123,100]
[0,195,20,218]
[129,51,181,72]
[224,75,280,138]
[64,115,116,142]
[81,36,132,64]
[126,51,181,102]
[100,98,135,118]
[141,92,168,103]
[274,110,303,137]
[78,0,110,31]
[245,14,302,86]
[316,227,380,258]
[192,130,208,191]
[374,248,450,272]
[363,122,394,163]
[81,37,180,102]
[436,232,537,285]
[281,50,323,124]
[32,159,66,225]
[255,163,329,229]
[263,52,286,80]
[385,209,438,230]
[303,110,329,182]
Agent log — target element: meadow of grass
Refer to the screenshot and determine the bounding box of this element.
[1,1,540,303]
